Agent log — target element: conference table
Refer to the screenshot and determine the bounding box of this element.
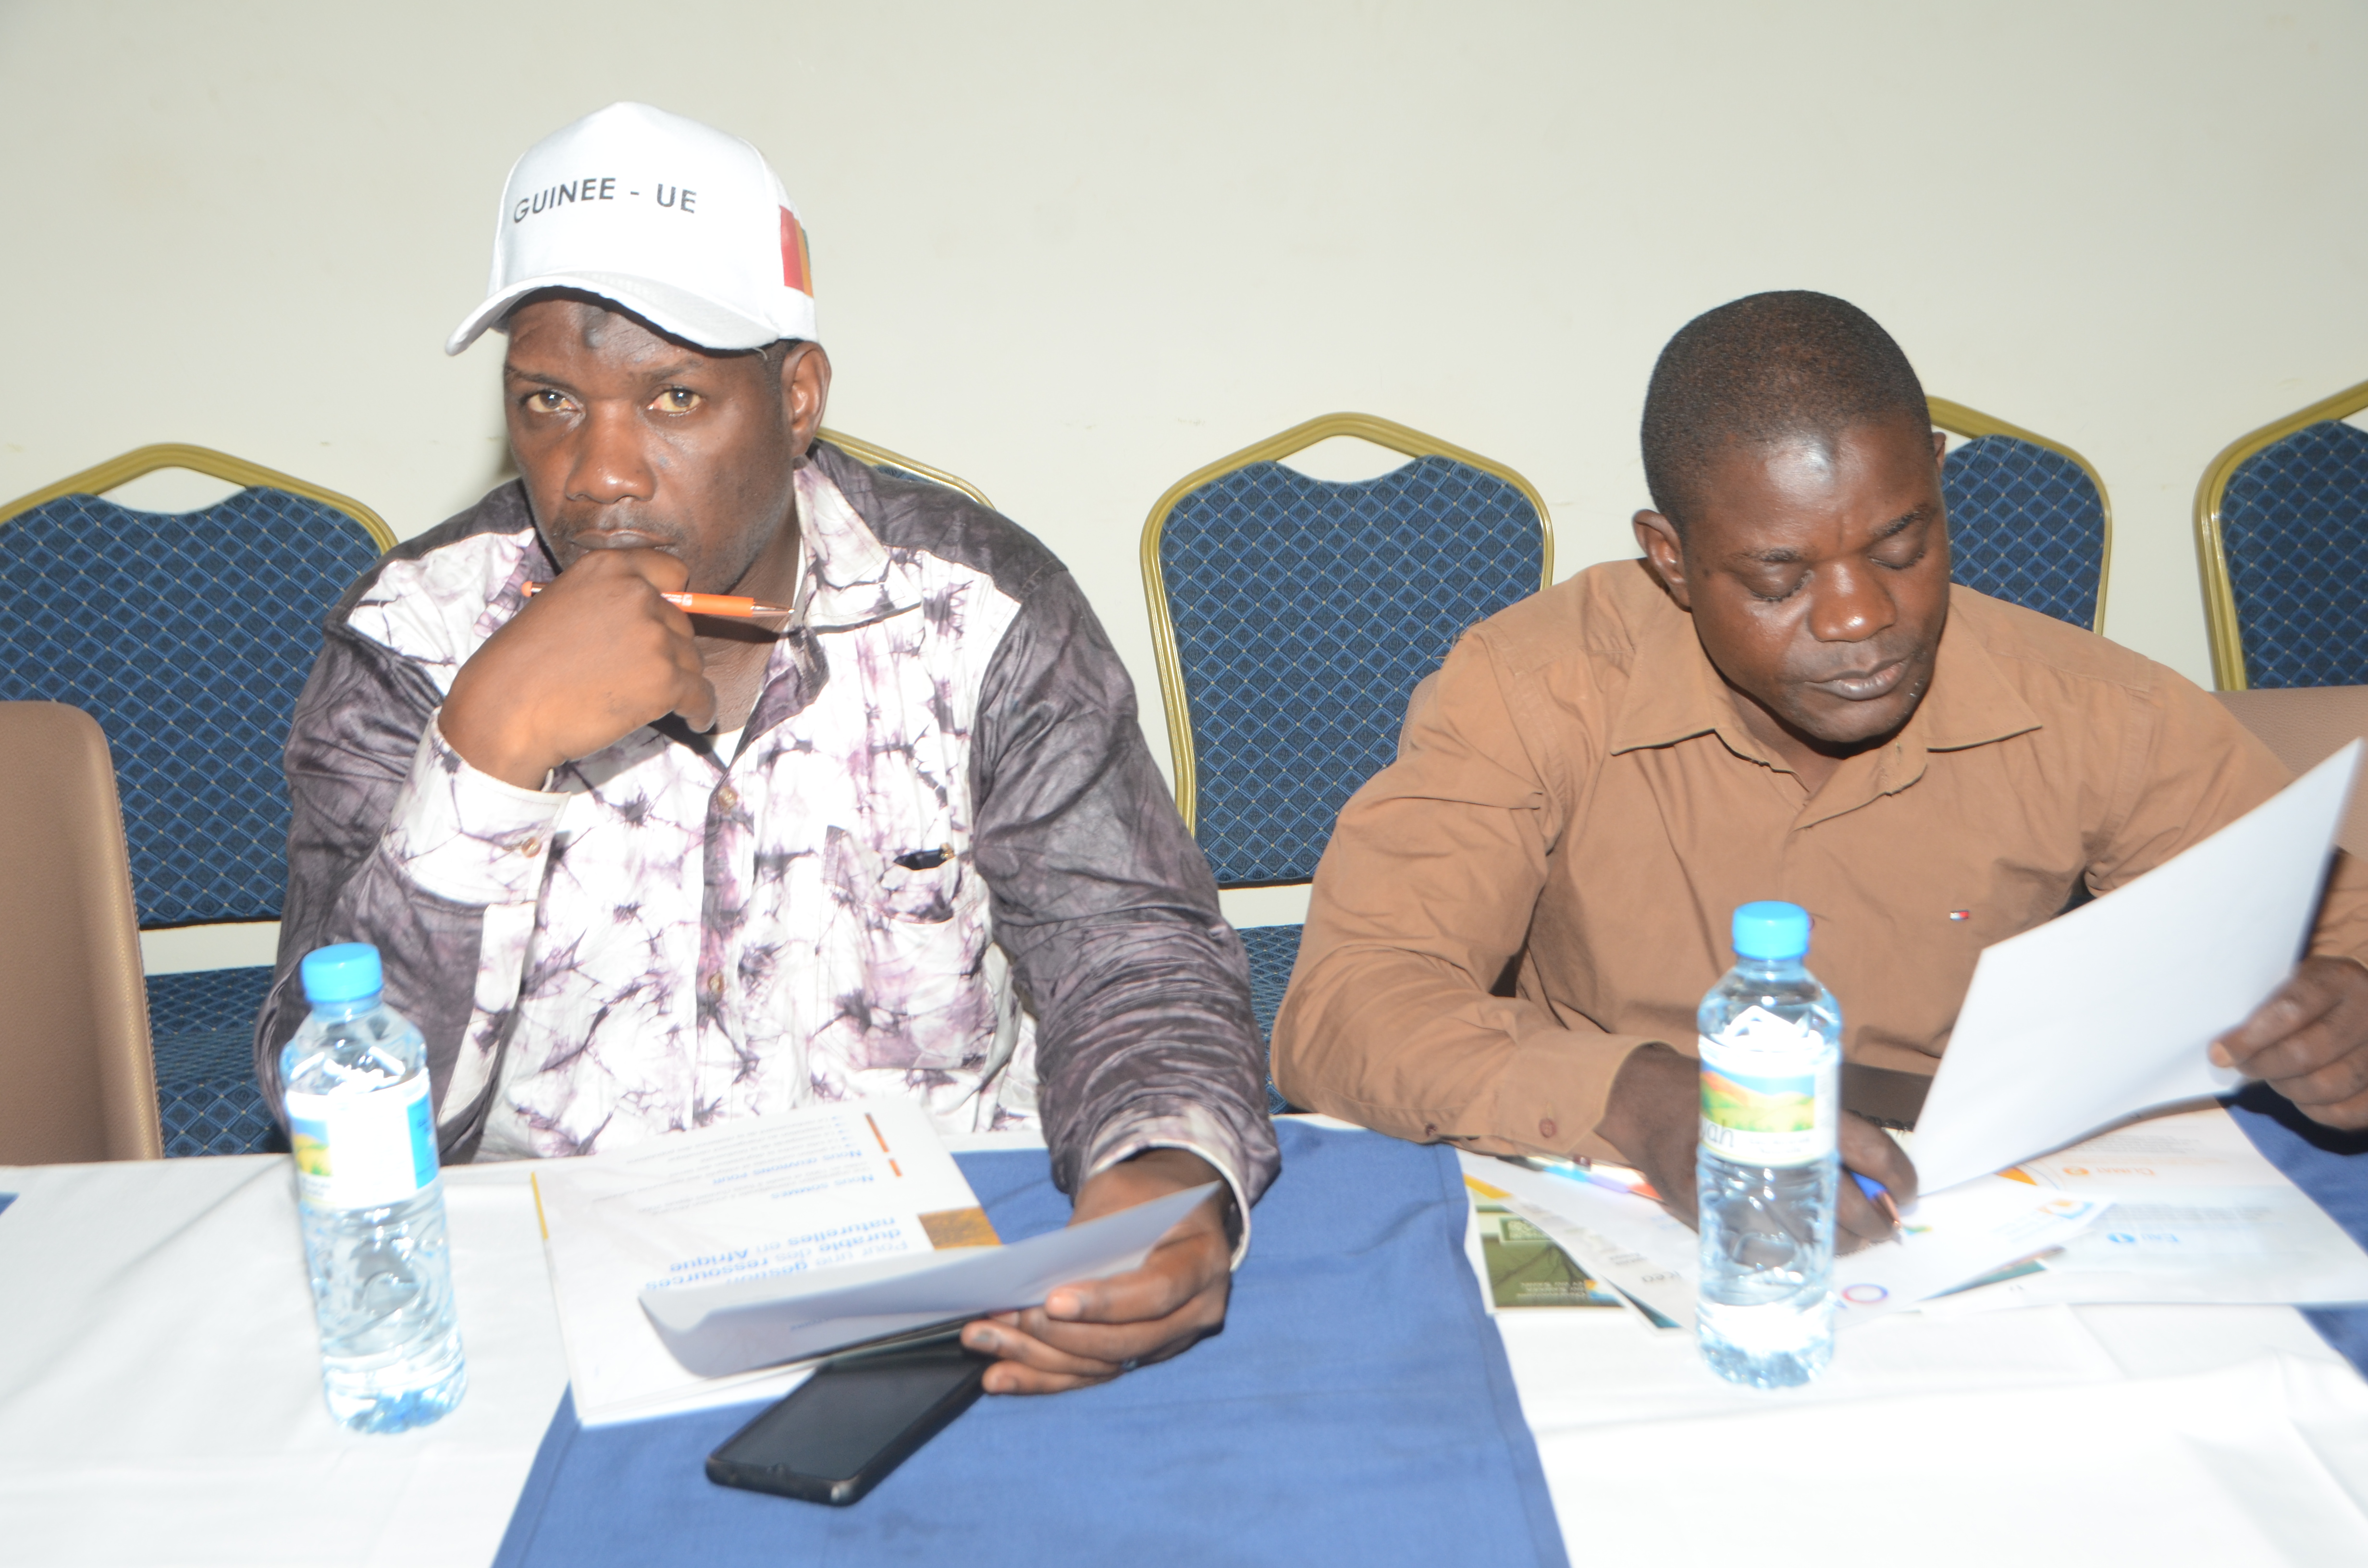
[5,1108,2367,1567]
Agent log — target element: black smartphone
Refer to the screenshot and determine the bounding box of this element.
[705,1332,993,1506]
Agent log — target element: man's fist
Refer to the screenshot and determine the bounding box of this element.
[441,549,718,789]
[1594,1041,1918,1253]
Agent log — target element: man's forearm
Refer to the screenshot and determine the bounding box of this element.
[1272,935,1663,1163]
[257,633,555,1150]
[1022,909,1279,1220]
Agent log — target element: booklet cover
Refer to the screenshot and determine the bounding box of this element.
[1466,1182,1626,1311]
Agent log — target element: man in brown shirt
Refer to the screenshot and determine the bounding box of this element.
[1271,291,2368,1247]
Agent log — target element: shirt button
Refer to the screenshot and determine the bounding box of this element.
[518,837,541,857]
[714,784,740,812]
[704,973,724,997]
[1538,1117,1558,1140]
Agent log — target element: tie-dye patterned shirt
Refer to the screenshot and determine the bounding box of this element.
[256,444,1277,1213]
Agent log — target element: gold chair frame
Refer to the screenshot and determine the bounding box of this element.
[1927,397,2115,634]
[0,443,396,548]
[2192,378,2368,690]
[820,429,994,513]
[1138,412,1554,833]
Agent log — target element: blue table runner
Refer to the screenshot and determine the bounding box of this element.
[2229,1082,2368,1372]
[494,1119,1569,1567]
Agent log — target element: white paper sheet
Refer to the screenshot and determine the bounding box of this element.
[1923,1104,2368,1312]
[1911,742,2361,1193]
[637,1181,1215,1375]
[1827,1179,2111,1325]
[535,1098,999,1424]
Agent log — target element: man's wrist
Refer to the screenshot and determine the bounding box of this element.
[1117,1148,1238,1246]
[438,697,560,791]
[1593,1040,1692,1157]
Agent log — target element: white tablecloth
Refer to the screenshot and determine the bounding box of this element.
[5,1146,2367,1566]
[0,1157,566,1567]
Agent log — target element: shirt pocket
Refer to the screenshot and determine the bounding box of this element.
[874,844,963,924]
[822,828,995,1071]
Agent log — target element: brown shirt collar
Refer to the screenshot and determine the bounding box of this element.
[1606,586,2045,769]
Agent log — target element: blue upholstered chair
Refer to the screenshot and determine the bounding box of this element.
[1141,414,1553,1109]
[2195,379,2368,690]
[1930,397,2113,632]
[820,429,995,510]
[0,446,393,1155]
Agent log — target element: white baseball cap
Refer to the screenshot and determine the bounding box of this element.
[446,102,816,356]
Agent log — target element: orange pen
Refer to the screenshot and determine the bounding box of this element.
[519,581,792,618]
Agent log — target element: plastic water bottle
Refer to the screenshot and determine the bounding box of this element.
[1695,901,1841,1388]
[281,943,466,1432]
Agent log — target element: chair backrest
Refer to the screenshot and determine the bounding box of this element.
[1929,398,2112,632]
[2211,686,2368,858]
[0,446,394,928]
[1142,414,1552,887]
[819,429,995,511]
[0,702,161,1162]
[2195,378,2368,690]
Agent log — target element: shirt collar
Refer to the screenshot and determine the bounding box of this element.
[1606,586,2042,766]
[792,461,926,632]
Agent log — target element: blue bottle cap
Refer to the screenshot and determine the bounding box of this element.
[300,943,384,1004]
[1731,901,1811,961]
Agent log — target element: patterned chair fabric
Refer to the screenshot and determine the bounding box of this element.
[1157,446,1544,1115]
[1237,925,1304,1115]
[148,965,283,1156]
[2217,420,2368,689]
[0,484,384,1156]
[1941,434,2106,630]
[0,488,385,924]
[1159,455,1547,886]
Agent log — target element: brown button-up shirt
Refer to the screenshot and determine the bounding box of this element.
[1270,559,2368,1163]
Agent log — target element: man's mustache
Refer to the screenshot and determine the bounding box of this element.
[1788,639,1929,685]
[544,514,693,554]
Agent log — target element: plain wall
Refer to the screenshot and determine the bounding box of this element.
[4,0,2364,957]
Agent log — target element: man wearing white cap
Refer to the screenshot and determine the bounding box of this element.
[256,103,1279,1394]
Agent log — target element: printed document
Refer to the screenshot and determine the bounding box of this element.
[532,1098,1208,1424]
[1923,1103,2368,1312]
[1911,742,2361,1193]
[1455,1153,2106,1333]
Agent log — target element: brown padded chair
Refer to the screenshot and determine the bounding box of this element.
[0,701,161,1161]
[2215,686,2368,860]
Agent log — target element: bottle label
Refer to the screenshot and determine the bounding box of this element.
[285,1075,439,1209]
[1698,1005,1837,1167]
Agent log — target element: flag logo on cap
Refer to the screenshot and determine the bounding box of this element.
[781,208,813,294]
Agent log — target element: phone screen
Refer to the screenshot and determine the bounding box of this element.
[708,1336,991,1502]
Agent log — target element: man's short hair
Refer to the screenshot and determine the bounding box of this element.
[1640,290,1928,537]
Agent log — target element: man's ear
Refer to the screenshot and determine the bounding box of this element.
[1633,510,1694,611]
[778,342,834,463]
[1931,428,1948,466]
